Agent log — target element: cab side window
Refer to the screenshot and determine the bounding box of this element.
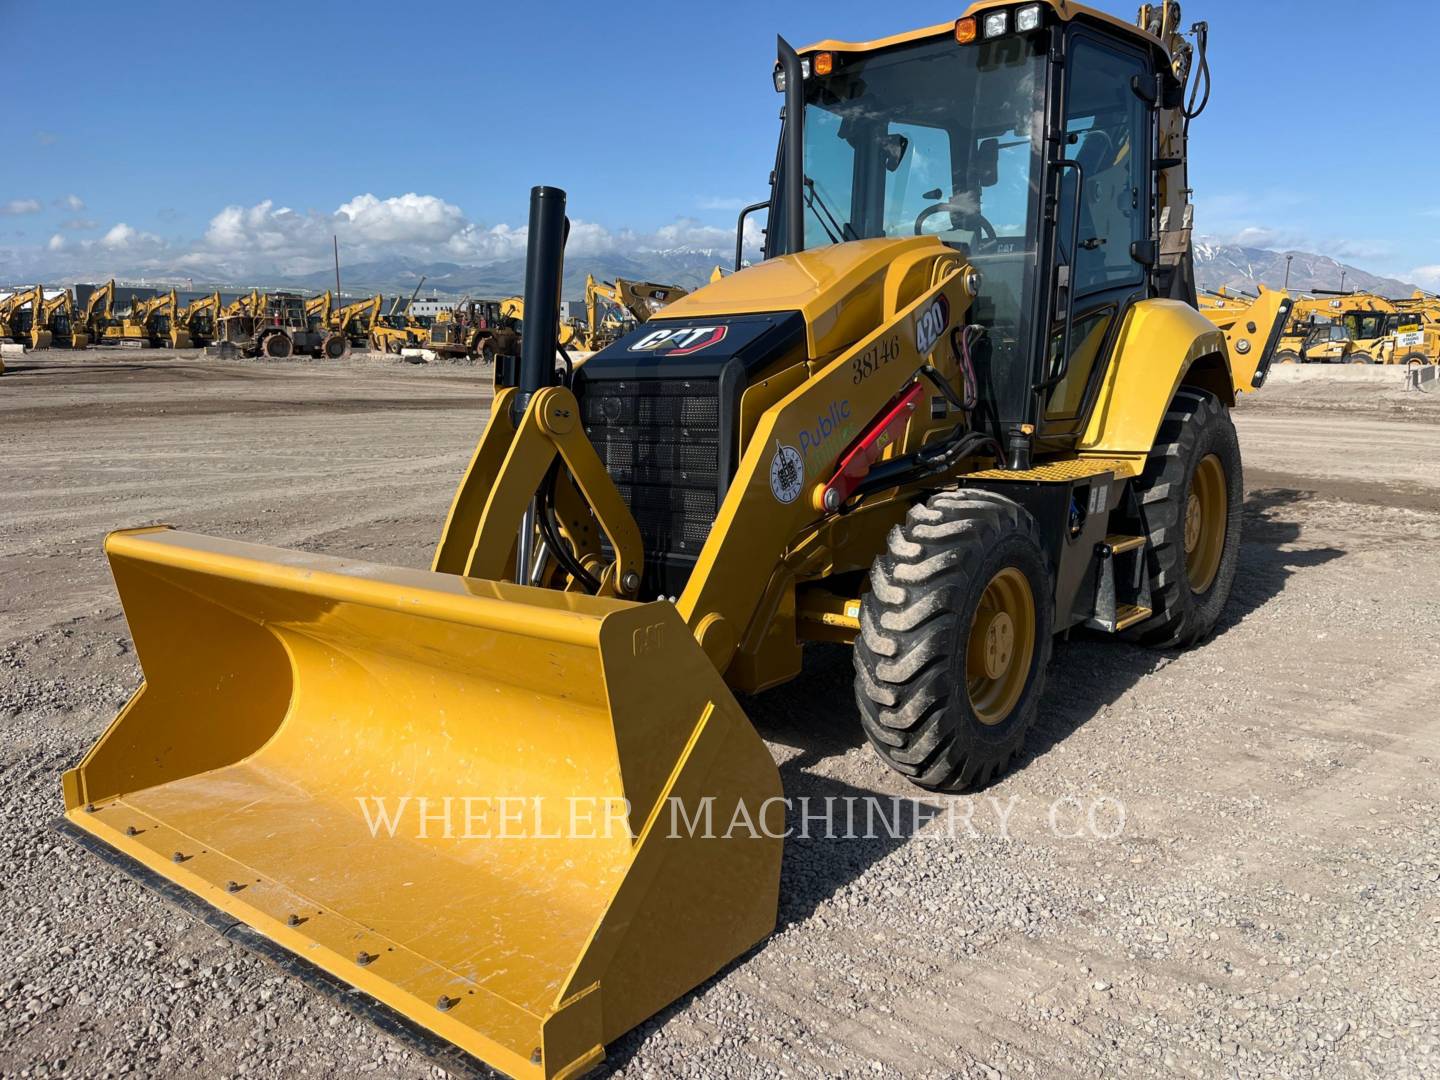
[1060,40,1148,293]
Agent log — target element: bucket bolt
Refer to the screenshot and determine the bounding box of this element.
[356,951,375,966]
[125,826,140,837]
[435,995,455,1012]
[172,851,186,863]
[287,914,302,927]
[531,1048,543,1064]
[226,881,242,893]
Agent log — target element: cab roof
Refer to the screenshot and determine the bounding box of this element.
[800,0,1167,63]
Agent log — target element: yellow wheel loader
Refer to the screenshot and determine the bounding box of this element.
[64,3,1290,1077]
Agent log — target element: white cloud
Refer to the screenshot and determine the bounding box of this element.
[697,196,752,212]
[1410,265,1440,291]
[6,190,762,281]
[336,192,466,244]
[56,194,85,211]
[102,223,140,248]
[1,199,42,216]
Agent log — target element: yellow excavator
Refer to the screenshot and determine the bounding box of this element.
[176,292,222,348]
[42,289,89,349]
[78,280,117,344]
[576,274,690,351]
[65,5,1291,1077]
[102,290,191,349]
[0,285,53,350]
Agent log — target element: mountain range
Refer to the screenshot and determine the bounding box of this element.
[20,241,1421,304]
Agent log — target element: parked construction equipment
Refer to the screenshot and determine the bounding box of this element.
[39,289,89,348]
[575,274,689,351]
[66,4,1292,1077]
[1272,290,1436,365]
[0,286,53,350]
[176,292,222,347]
[210,291,350,359]
[330,294,385,346]
[369,279,430,354]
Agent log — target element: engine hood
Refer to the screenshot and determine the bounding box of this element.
[655,236,956,358]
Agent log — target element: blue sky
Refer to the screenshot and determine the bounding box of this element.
[5,0,1439,285]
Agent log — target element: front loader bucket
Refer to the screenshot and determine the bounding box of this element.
[63,527,782,1079]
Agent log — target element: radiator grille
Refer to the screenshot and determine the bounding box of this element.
[580,377,722,564]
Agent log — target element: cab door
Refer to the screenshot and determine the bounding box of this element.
[1038,31,1152,446]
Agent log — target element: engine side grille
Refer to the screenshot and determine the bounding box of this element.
[580,376,722,592]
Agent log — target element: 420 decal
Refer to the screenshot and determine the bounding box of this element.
[852,333,902,384]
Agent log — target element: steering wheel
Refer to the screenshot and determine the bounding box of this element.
[914,202,997,250]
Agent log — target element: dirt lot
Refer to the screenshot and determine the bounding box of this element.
[2,352,1437,1079]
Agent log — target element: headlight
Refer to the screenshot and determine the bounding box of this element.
[772,57,812,93]
[1016,4,1043,32]
[982,11,1009,38]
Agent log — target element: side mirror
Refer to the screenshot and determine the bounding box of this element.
[975,138,999,187]
[734,200,770,272]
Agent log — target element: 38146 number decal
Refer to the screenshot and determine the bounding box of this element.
[852,334,901,384]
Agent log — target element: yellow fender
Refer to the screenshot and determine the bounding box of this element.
[1081,289,1288,467]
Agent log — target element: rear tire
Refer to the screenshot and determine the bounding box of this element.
[322,332,350,360]
[1347,352,1374,365]
[1124,389,1243,648]
[1272,349,1299,365]
[854,490,1053,792]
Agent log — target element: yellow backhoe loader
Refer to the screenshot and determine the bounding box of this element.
[331,293,383,346]
[1269,291,1426,365]
[0,285,53,350]
[369,280,431,354]
[64,5,1291,1077]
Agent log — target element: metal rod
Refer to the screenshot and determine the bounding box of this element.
[516,500,538,586]
[333,235,342,305]
[778,37,806,256]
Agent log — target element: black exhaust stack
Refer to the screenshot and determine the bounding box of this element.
[514,185,568,424]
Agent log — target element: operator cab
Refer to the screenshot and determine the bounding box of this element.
[763,3,1174,461]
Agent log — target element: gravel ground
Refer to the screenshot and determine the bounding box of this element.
[1,351,1437,1079]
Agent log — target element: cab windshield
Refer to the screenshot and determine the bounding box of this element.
[789,36,1045,255]
[774,34,1047,422]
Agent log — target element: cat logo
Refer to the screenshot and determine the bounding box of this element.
[627,325,729,356]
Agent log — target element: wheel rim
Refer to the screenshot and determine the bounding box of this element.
[965,567,1036,726]
[1184,453,1227,594]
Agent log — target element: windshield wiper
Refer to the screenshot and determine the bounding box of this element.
[803,178,858,244]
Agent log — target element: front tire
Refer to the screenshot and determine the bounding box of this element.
[1347,352,1374,365]
[854,490,1053,791]
[1125,389,1243,648]
[261,332,293,359]
[1272,349,1300,365]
